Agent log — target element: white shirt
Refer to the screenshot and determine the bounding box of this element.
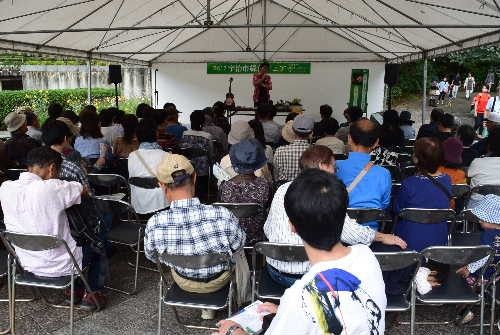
[467,157,500,207]
[486,96,500,114]
[101,124,124,148]
[265,245,386,335]
[128,149,170,214]
[26,126,42,141]
[263,182,376,274]
[0,173,83,277]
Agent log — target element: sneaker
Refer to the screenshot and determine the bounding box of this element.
[64,287,85,305]
[80,291,106,312]
[201,309,216,320]
[455,307,474,325]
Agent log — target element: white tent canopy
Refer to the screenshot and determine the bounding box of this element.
[0,0,499,65]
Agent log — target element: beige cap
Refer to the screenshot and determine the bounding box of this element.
[281,120,299,143]
[56,117,80,136]
[4,112,26,132]
[157,154,195,185]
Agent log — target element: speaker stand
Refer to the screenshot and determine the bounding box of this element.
[114,83,119,108]
[386,85,393,111]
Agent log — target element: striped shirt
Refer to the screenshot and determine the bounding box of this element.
[263,182,376,274]
[144,197,245,279]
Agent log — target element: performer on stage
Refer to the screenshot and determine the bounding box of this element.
[253,62,272,106]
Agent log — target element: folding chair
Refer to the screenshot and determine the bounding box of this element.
[401,165,416,179]
[374,251,422,335]
[487,263,500,335]
[347,208,391,229]
[469,185,500,197]
[178,146,212,199]
[252,242,308,301]
[87,173,130,200]
[395,208,456,244]
[0,231,95,335]
[115,157,129,179]
[5,169,26,181]
[417,246,494,335]
[212,203,260,220]
[381,165,401,183]
[156,252,235,332]
[452,183,471,214]
[94,196,143,295]
[333,153,347,161]
[0,247,9,335]
[451,210,482,246]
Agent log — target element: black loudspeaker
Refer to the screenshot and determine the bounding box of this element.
[384,63,400,87]
[108,64,122,84]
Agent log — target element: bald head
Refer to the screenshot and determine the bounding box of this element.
[349,119,380,149]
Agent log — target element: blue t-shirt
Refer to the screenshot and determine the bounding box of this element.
[394,174,452,252]
[336,152,392,230]
[165,124,187,141]
[74,136,108,159]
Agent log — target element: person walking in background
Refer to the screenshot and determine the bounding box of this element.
[437,77,449,105]
[452,73,461,99]
[464,73,475,100]
[473,86,491,134]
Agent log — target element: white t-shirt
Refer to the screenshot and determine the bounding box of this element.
[486,96,500,114]
[265,244,386,335]
[128,149,170,214]
[467,157,500,207]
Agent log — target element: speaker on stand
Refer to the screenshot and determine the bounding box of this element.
[384,63,400,111]
[108,65,122,108]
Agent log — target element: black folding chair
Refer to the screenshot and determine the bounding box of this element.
[374,251,422,335]
[452,183,471,214]
[95,196,143,295]
[5,169,26,181]
[417,246,494,335]
[0,247,9,335]
[381,165,402,183]
[178,146,212,199]
[333,153,348,161]
[451,210,482,246]
[88,173,130,200]
[395,208,456,244]
[252,242,308,301]
[347,208,391,229]
[0,231,94,335]
[212,203,261,219]
[401,165,416,179]
[156,252,235,332]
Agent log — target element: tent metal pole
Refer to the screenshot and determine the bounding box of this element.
[263,0,267,60]
[422,52,427,126]
[87,54,92,104]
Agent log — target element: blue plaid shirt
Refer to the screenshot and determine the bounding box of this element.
[144,197,245,279]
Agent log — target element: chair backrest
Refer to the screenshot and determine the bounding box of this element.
[0,248,8,278]
[128,177,158,189]
[178,146,209,160]
[347,208,388,224]
[213,203,261,219]
[397,153,413,164]
[398,208,456,224]
[452,184,471,199]
[422,245,492,266]
[470,184,500,197]
[254,242,308,263]
[374,251,422,272]
[6,168,27,181]
[88,173,130,196]
[94,196,139,224]
[159,252,231,269]
[333,153,347,161]
[401,165,416,179]
[381,165,401,182]
[1,231,63,251]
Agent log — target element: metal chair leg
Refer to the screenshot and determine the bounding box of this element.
[491,281,497,335]
[480,278,485,335]
[157,280,163,335]
[70,274,74,335]
[10,265,16,335]
[410,281,416,335]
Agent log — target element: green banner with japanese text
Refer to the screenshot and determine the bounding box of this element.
[207,62,311,74]
[349,69,369,113]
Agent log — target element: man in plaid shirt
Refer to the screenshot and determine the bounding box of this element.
[144,154,245,319]
[273,115,313,182]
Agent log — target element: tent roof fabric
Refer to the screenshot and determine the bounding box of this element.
[0,0,499,64]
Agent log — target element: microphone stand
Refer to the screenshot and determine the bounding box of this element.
[154,69,159,108]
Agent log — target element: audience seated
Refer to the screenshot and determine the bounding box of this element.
[44,102,64,125]
[371,110,403,166]
[336,106,363,144]
[256,104,282,146]
[395,137,452,251]
[128,118,169,216]
[435,113,455,142]
[3,111,41,168]
[61,109,80,126]
[264,145,406,288]
[315,118,345,155]
[74,108,111,170]
[164,107,187,141]
[471,112,500,155]
[399,110,416,140]
[467,127,500,208]
[212,101,231,135]
[337,119,391,230]
[202,108,228,155]
[0,147,106,310]
[219,139,271,246]
[313,104,339,139]
[144,154,245,320]
[273,115,313,182]
[99,108,124,146]
[113,114,139,158]
[19,107,42,141]
[155,108,177,150]
[182,110,214,178]
[417,108,443,139]
[217,169,387,335]
[136,102,155,120]
[438,137,466,184]
[457,124,480,166]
